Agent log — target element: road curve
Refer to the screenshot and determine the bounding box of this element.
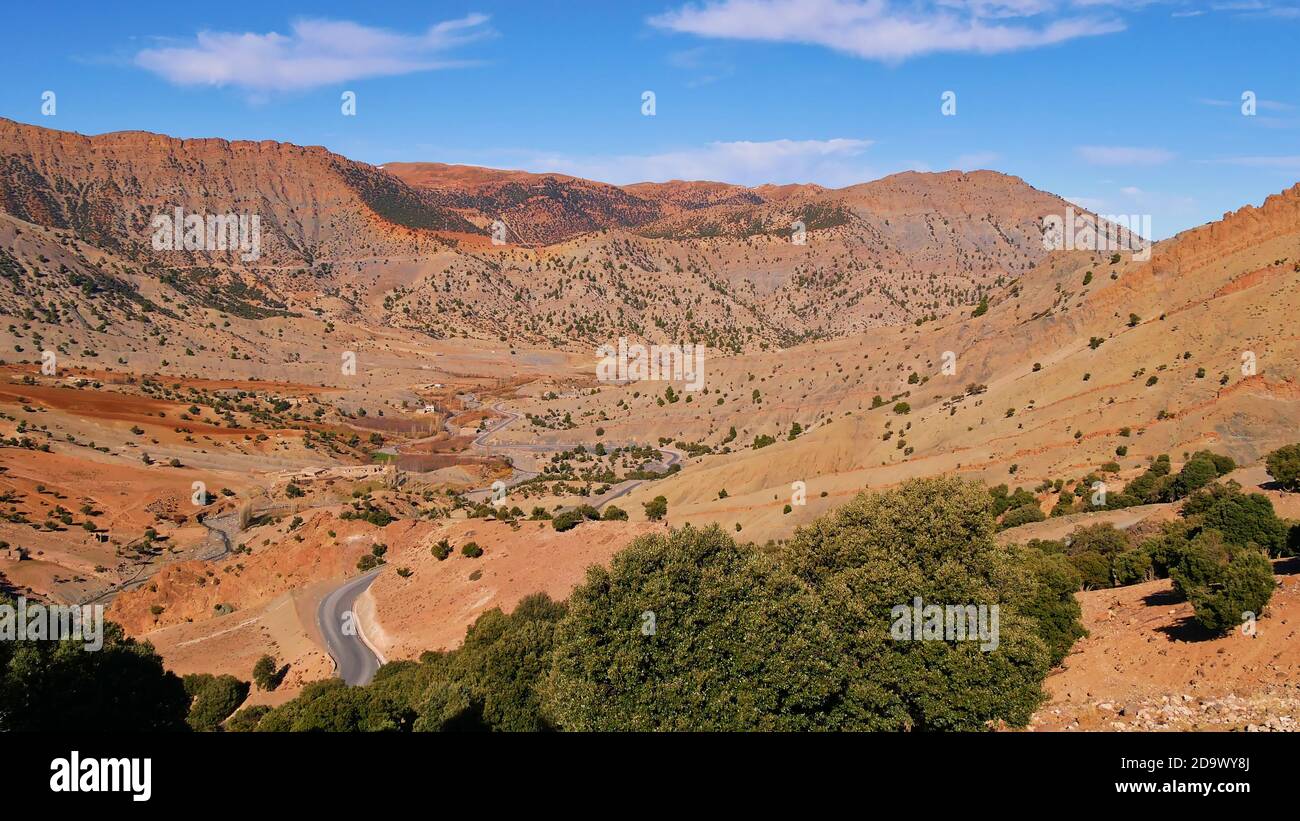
[317,401,684,682]
[317,569,383,686]
[466,401,684,508]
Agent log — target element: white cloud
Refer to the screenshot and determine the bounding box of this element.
[1076,145,1175,165]
[1213,155,1300,169]
[135,16,491,92]
[1064,184,1196,239]
[648,0,1126,62]
[1208,1,1300,17]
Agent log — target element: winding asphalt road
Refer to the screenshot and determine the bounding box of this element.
[317,568,384,686]
[317,401,683,685]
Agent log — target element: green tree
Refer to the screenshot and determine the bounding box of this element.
[1170,532,1275,633]
[1193,450,1236,477]
[1067,551,1112,590]
[1169,456,1219,499]
[432,538,453,560]
[544,525,842,731]
[1111,550,1153,586]
[1065,523,1129,557]
[1265,444,1300,491]
[779,477,1056,730]
[1000,504,1046,529]
[183,673,250,731]
[1141,520,1197,578]
[0,601,190,732]
[1183,484,1289,556]
[225,704,271,732]
[990,485,1038,517]
[253,678,415,732]
[551,510,584,531]
[1002,546,1087,666]
[415,594,566,732]
[252,654,281,691]
[643,496,668,521]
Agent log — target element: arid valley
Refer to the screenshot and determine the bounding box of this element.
[0,111,1296,734]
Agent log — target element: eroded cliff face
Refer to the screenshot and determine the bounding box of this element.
[0,116,479,268]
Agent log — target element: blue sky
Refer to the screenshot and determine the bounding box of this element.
[1,1,1297,238]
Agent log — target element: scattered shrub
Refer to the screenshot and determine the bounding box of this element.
[1000,504,1046,529]
[432,539,452,560]
[643,496,668,521]
[551,510,584,531]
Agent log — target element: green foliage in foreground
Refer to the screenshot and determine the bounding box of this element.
[0,597,190,732]
[767,477,1055,730]
[1001,546,1087,667]
[263,477,1082,732]
[241,593,566,732]
[183,673,250,732]
[12,468,1286,730]
[546,523,844,730]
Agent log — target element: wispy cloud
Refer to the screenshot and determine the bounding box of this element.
[648,0,1127,62]
[1208,1,1300,18]
[1077,145,1175,165]
[667,46,736,86]
[135,16,492,93]
[1210,155,1300,169]
[1064,183,1196,240]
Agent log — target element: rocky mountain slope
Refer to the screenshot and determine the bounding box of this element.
[0,118,1095,350]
